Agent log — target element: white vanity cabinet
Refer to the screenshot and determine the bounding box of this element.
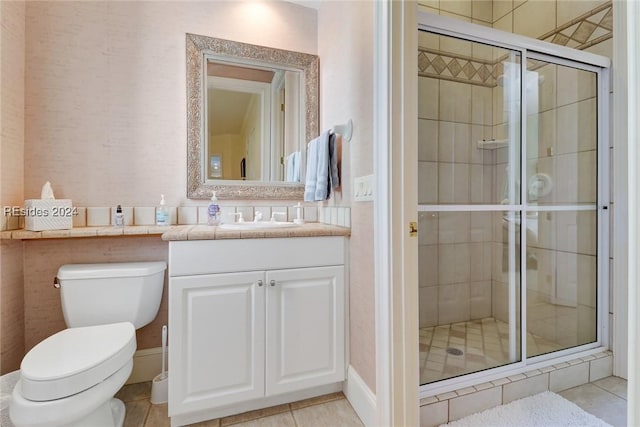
[168,237,346,425]
[169,271,266,412]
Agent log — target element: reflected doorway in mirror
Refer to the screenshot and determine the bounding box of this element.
[209,155,222,178]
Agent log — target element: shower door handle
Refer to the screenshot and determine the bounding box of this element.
[409,222,418,237]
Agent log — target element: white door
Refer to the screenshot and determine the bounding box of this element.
[265,266,345,395]
[168,271,265,415]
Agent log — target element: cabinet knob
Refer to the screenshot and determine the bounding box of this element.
[258,280,263,287]
[270,280,276,287]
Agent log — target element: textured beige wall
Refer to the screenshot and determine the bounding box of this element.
[1,240,25,374]
[3,1,317,369]
[23,1,317,207]
[1,0,26,375]
[318,1,376,391]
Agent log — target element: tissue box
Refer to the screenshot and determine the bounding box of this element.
[24,199,74,231]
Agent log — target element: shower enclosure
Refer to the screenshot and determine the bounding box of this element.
[417,15,609,389]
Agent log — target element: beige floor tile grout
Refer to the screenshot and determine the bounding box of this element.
[141,404,151,427]
[290,408,300,427]
[118,382,352,427]
[591,381,627,402]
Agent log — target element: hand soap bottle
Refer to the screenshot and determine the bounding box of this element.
[114,205,125,227]
[156,194,169,226]
[207,191,221,226]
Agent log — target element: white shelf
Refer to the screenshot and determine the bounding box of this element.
[476,139,509,150]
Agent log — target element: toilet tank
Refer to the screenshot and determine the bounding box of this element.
[56,262,166,329]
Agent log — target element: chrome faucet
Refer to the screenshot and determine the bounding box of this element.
[270,211,287,222]
[231,212,245,223]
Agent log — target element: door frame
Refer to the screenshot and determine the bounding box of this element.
[373,1,418,426]
[612,1,640,424]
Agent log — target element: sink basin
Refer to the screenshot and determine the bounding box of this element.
[218,221,299,230]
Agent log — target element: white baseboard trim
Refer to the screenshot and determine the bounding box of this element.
[343,366,376,427]
[127,347,165,384]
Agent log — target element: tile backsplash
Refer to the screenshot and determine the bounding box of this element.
[2,204,351,230]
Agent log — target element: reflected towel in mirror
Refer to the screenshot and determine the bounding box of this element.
[286,151,301,182]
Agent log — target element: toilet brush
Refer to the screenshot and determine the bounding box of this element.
[150,325,169,404]
[161,325,167,379]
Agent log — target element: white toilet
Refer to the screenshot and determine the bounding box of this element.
[10,261,166,427]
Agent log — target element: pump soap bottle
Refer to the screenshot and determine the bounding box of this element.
[156,194,169,226]
[114,205,125,227]
[208,191,221,225]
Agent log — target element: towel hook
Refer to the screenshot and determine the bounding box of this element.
[332,119,353,143]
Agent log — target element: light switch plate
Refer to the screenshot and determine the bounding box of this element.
[354,175,374,202]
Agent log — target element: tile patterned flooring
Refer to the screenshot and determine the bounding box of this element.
[420,317,563,384]
[115,385,364,427]
[115,376,628,427]
[560,376,628,427]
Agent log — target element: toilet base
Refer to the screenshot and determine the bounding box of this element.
[67,398,125,427]
[10,360,132,427]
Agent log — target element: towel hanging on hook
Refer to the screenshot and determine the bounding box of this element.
[331,119,353,143]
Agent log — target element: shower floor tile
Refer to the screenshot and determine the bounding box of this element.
[419,317,563,384]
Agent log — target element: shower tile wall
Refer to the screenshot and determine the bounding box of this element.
[418,68,495,327]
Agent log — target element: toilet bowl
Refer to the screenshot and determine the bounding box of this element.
[10,262,166,427]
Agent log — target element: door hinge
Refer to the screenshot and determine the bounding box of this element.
[409,221,418,237]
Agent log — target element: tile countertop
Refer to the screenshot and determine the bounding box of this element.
[0,225,176,240]
[161,223,350,241]
[0,223,350,241]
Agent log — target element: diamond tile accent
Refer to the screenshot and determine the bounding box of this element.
[567,39,580,48]
[552,33,570,46]
[418,52,430,72]
[572,20,598,43]
[476,64,490,82]
[417,2,611,87]
[560,23,580,38]
[447,58,462,77]
[544,2,612,49]
[431,56,447,74]
[590,8,609,26]
[600,8,613,30]
[462,62,476,79]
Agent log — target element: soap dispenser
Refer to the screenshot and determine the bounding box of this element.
[207,191,221,226]
[156,194,169,226]
[114,205,125,227]
[293,202,305,224]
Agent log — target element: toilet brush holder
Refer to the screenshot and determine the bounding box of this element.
[151,325,169,404]
[150,373,168,404]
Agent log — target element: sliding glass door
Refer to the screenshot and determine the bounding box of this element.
[524,56,600,358]
[417,28,608,386]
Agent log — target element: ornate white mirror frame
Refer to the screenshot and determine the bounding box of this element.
[186,33,319,199]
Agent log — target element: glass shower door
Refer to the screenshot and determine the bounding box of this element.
[523,56,600,357]
[417,31,523,384]
[418,28,607,387]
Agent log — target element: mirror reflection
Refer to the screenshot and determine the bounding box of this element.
[206,60,302,182]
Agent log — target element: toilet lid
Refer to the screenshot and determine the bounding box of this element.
[20,322,136,401]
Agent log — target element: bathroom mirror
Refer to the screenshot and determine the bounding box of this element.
[186,33,319,199]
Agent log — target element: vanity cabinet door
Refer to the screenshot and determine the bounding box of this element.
[169,271,266,416]
[265,266,345,396]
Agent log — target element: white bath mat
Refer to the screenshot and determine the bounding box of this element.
[441,391,612,427]
[0,370,20,427]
